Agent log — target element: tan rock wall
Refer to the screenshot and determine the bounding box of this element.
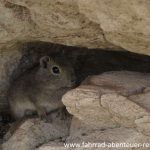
[1,0,150,55]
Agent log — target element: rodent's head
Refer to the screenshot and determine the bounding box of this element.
[37,55,76,89]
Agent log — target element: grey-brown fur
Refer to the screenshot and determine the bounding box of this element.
[8,55,76,120]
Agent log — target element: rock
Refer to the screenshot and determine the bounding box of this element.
[101,93,149,128]
[69,117,94,136]
[63,71,150,129]
[62,71,150,148]
[38,141,65,150]
[135,116,150,136]
[82,71,150,97]
[1,0,150,55]
[2,110,71,150]
[78,0,150,55]
[0,0,117,50]
[66,127,150,150]
[63,85,117,129]
[38,127,150,150]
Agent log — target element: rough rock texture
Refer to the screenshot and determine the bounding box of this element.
[78,0,150,55]
[63,71,150,130]
[61,71,150,149]
[0,0,117,50]
[2,110,71,150]
[66,123,150,150]
[0,0,150,55]
[38,141,65,150]
[38,126,150,150]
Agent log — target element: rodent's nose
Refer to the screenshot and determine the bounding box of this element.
[67,78,76,88]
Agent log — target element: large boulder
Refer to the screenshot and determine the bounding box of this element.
[63,71,150,130]
[61,71,150,150]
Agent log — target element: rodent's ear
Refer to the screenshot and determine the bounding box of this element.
[40,56,50,68]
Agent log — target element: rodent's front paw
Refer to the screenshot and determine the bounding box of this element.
[37,107,52,123]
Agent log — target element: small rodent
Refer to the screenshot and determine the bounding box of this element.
[8,55,76,120]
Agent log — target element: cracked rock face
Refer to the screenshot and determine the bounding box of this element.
[0,0,150,55]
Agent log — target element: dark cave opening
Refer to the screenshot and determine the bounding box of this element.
[10,41,150,85]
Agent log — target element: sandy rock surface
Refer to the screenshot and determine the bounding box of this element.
[78,0,150,55]
[0,0,150,55]
[2,110,71,150]
[61,71,150,149]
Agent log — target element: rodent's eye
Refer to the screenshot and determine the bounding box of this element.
[51,66,60,75]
